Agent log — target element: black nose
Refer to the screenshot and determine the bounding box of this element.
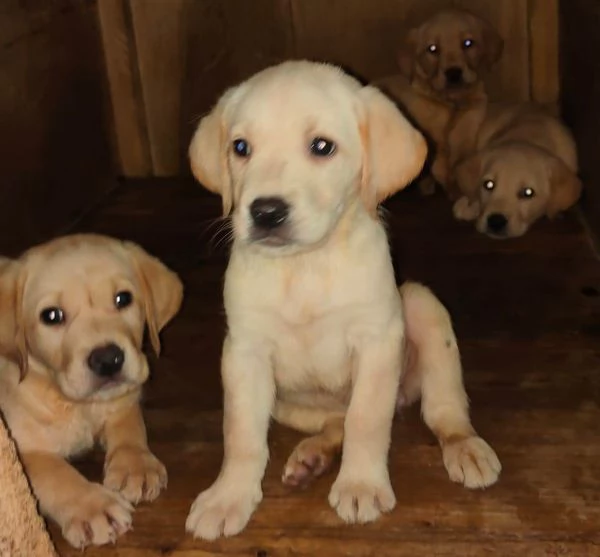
[250,197,289,229]
[445,67,464,85]
[487,213,508,234]
[87,343,125,378]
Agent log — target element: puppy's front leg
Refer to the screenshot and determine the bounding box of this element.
[186,335,274,540]
[21,451,133,549]
[102,400,167,504]
[329,320,403,524]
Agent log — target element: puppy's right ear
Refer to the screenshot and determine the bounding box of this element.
[0,259,28,376]
[546,157,583,219]
[397,29,418,79]
[188,87,238,216]
[453,152,484,200]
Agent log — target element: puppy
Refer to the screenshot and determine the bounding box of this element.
[374,9,503,191]
[449,102,582,238]
[0,234,183,548]
[185,60,501,540]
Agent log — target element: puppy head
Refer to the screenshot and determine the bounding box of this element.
[398,9,503,102]
[454,144,582,239]
[0,235,183,401]
[189,60,426,256]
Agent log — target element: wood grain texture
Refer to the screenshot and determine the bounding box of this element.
[129,0,186,176]
[529,0,560,105]
[103,0,558,177]
[98,0,153,176]
[48,179,600,556]
[0,0,115,257]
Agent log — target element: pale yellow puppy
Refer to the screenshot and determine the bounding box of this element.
[186,60,501,541]
[0,234,183,549]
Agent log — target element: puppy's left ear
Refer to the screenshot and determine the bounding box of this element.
[357,85,427,215]
[124,242,184,356]
[477,15,504,68]
[546,157,583,219]
[0,259,28,376]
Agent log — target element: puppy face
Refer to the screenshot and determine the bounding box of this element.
[398,9,503,102]
[0,235,183,401]
[455,145,582,238]
[189,61,427,256]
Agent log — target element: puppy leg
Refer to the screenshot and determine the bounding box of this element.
[275,402,344,487]
[102,401,167,504]
[186,335,274,540]
[453,196,481,221]
[328,319,403,524]
[21,451,133,549]
[400,282,501,489]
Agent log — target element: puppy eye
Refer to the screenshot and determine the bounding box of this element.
[483,179,495,191]
[232,139,251,158]
[463,38,475,49]
[40,307,65,326]
[518,187,536,199]
[310,137,336,157]
[427,44,439,54]
[115,291,133,309]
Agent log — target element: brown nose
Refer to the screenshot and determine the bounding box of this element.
[87,343,125,378]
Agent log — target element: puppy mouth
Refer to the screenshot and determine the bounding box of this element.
[249,226,294,247]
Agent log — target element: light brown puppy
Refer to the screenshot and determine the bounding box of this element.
[0,234,183,548]
[374,9,503,191]
[185,60,500,541]
[449,102,582,238]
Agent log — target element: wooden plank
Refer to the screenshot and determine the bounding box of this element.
[528,0,560,105]
[129,0,186,176]
[0,0,115,256]
[98,0,153,177]
[290,0,530,102]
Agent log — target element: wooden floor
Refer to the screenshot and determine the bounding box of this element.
[51,179,600,556]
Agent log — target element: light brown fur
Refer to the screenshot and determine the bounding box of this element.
[0,234,183,548]
[374,9,503,193]
[448,102,582,238]
[185,61,500,541]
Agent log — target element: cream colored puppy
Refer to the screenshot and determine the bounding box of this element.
[186,60,501,540]
[0,234,183,548]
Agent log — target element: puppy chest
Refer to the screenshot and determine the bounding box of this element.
[271,321,353,393]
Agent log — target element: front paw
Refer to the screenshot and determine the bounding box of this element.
[442,435,502,489]
[185,480,262,540]
[453,197,480,221]
[61,483,133,549]
[104,446,167,504]
[328,470,396,524]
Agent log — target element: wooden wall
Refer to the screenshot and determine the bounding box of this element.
[100,0,559,178]
[0,0,115,256]
[560,0,600,244]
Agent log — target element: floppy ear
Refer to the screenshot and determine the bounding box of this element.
[357,85,427,215]
[546,157,583,219]
[0,259,28,376]
[123,242,184,356]
[453,152,484,200]
[477,16,504,68]
[188,87,238,216]
[397,28,418,79]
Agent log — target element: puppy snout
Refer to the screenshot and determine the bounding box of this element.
[250,197,290,229]
[87,343,125,378]
[486,213,508,235]
[445,67,464,86]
